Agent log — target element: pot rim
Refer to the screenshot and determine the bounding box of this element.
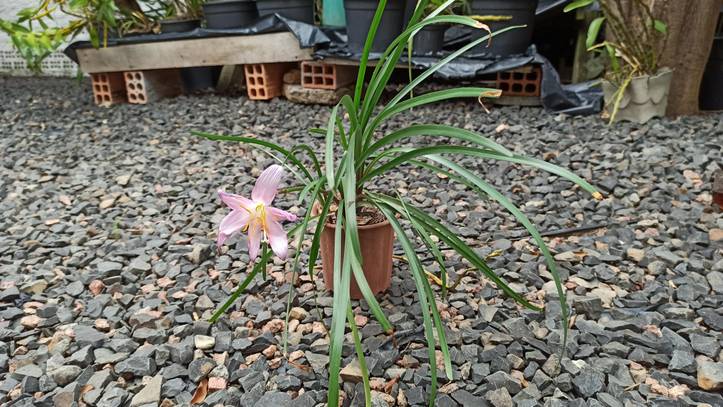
[160,18,201,24]
[312,202,391,230]
[603,67,673,84]
[205,0,254,4]
[323,217,391,230]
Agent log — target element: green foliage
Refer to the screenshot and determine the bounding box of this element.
[422,0,468,16]
[158,0,205,19]
[564,0,668,123]
[198,1,601,405]
[0,0,164,71]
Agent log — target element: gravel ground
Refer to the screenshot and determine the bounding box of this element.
[1,76,722,407]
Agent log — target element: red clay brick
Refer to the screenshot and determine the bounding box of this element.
[300,61,356,90]
[244,63,291,100]
[496,66,542,97]
[91,72,126,106]
[124,70,183,104]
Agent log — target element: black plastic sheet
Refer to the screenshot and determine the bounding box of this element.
[316,40,602,115]
[64,14,332,63]
[65,10,602,115]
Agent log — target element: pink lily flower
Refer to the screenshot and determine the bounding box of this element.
[217,165,298,260]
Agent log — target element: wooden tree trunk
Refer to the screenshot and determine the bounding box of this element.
[651,0,721,116]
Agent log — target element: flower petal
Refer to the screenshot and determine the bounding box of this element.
[251,165,285,205]
[218,190,253,211]
[269,206,298,222]
[247,221,262,261]
[217,210,250,247]
[265,217,289,260]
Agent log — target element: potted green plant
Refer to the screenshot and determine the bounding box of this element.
[468,0,538,55]
[158,0,205,32]
[0,0,127,70]
[256,0,315,24]
[565,0,671,124]
[197,1,602,405]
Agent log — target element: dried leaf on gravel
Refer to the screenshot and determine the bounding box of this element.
[191,378,208,404]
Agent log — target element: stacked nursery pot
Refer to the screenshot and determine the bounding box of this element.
[203,0,259,29]
[256,0,315,24]
[469,0,538,56]
[159,17,219,92]
[413,23,447,55]
[344,0,406,53]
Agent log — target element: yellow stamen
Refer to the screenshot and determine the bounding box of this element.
[254,203,269,241]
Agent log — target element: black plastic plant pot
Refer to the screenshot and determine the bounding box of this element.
[256,0,314,24]
[159,18,201,33]
[700,37,723,111]
[344,0,405,53]
[181,66,222,92]
[469,0,538,56]
[413,24,448,56]
[204,0,259,29]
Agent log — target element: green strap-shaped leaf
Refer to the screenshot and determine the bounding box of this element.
[586,17,605,49]
[362,124,513,164]
[416,156,570,353]
[328,213,352,407]
[209,243,272,323]
[396,195,453,377]
[364,145,601,198]
[376,203,440,406]
[369,193,542,311]
[347,305,371,407]
[325,105,340,192]
[563,0,595,13]
[192,131,314,182]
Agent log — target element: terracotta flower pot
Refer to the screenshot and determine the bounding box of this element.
[319,216,394,300]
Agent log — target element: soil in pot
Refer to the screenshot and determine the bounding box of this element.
[602,68,673,124]
[469,0,538,56]
[319,206,394,300]
[256,0,315,24]
[159,18,201,33]
[204,0,258,29]
[413,24,448,56]
[344,0,405,53]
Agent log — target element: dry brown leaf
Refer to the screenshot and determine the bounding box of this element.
[384,377,398,394]
[79,384,94,398]
[643,324,662,337]
[191,378,208,404]
[495,123,509,133]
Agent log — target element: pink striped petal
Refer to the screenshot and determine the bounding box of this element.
[269,207,298,222]
[247,222,262,261]
[218,190,253,211]
[265,217,289,260]
[217,210,250,247]
[251,165,285,205]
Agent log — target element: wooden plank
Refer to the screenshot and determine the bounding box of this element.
[76,32,312,74]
